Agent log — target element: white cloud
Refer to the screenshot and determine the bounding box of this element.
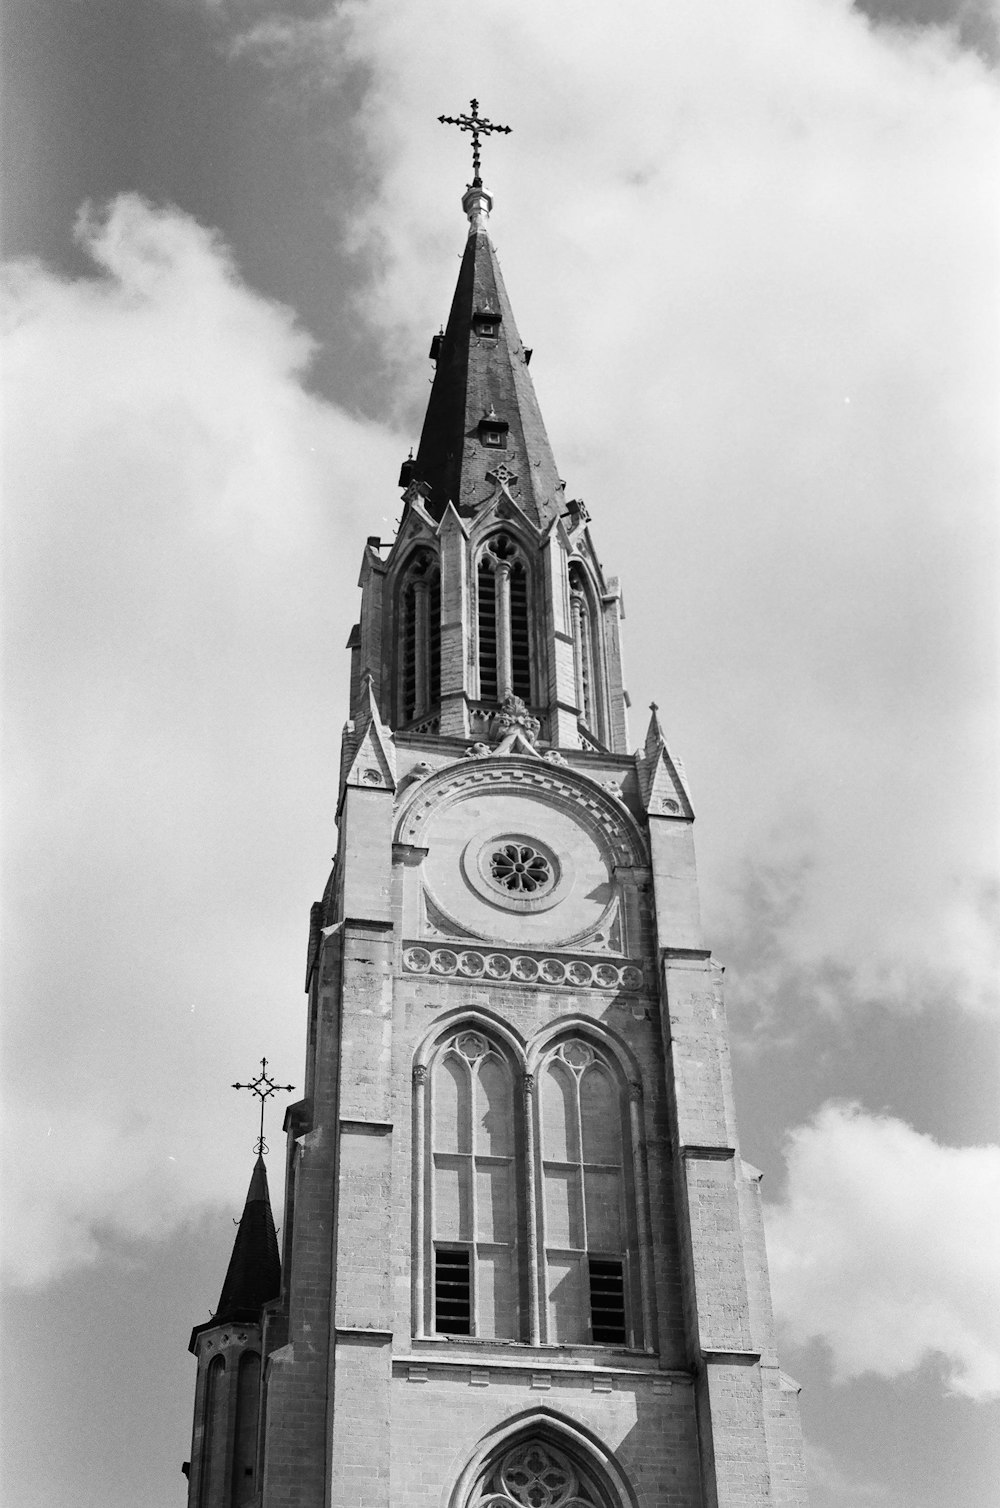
[229,0,1000,1021]
[805,1441,895,1508]
[1,194,403,1286]
[765,1102,1000,1399]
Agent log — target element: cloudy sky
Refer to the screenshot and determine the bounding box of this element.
[2,2,998,1505]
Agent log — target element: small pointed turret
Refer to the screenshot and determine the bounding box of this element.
[213,1156,281,1325]
[185,1158,280,1507]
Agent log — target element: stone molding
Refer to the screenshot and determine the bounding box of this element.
[401,943,646,993]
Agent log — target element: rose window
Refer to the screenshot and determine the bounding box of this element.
[490,843,552,894]
[474,1442,601,1508]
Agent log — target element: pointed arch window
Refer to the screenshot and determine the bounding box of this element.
[414,1026,652,1352]
[232,1352,261,1505]
[569,563,601,741]
[422,1029,523,1340]
[399,548,441,723]
[478,533,532,705]
[537,1039,642,1348]
[200,1354,227,1508]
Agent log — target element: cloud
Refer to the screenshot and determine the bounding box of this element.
[765,1102,1000,1399]
[854,0,1000,65]
[805,1441,895,1508]
[1,194,403,1286]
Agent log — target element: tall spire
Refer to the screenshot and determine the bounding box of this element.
[408,213,564,528]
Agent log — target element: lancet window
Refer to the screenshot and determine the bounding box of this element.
[398,548,441,724]
[200,1354,226,1507]
[415,1025,649,1350]
[538,1039,639,1346]
[232,1352,261,1505]
[477,533,532,705]
[423,1029,522,1340]
[569,563,601,740]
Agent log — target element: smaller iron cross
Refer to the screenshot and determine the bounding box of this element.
[232,1057,295,1156]
[438,98,511,186]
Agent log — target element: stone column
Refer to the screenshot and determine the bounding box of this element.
[494,560,513,702]
[412,576,429,717]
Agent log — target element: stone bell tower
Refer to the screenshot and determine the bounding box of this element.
[184,121,808,1508]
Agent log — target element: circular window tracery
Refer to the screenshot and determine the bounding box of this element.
[473,1442,603,1508]
[490,843,553,895]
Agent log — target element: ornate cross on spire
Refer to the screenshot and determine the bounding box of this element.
[438,98,511,187]
[232,1057,294,1156]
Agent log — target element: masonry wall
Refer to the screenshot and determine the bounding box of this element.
[257,740,807,1508]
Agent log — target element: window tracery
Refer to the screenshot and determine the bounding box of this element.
[489,842,553,895]
[470,1441,607,1508]
[415,1024,650,1351]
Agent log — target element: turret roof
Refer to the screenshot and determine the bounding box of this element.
[212,1155,281,1327]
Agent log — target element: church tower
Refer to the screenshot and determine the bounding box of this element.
[185,122,808,1508]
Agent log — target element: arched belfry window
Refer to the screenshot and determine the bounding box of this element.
[421,1028,523,1340]
[538,1039,641,1348]
[477,533,532,704]
[200,1353,227,1508]
[414,1026,652,1351]
[568,563,601,739]
[468,1439,613,1508]
[399,548,441,724]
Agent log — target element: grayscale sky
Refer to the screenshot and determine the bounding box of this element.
[2,3,998,1507]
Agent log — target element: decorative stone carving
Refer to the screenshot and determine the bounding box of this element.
[543,749,568,765]
[397,760,434,792]
[464,741,491,759]
[401,946,646,993]
[398,760,643,870]
[489,694,540,746]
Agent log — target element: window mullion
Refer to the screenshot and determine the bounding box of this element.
[628,1088,655,1352]
[494,560,513,701]
[413,576,429,716]
[468,1074,480,1336]
[523,1072,542,1344]
[413,1063,429,1338]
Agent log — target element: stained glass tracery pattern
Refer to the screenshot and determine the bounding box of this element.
[471,1442,604,1508]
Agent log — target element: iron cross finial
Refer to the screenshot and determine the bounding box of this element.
[232,1057,294,1156]
[438,98,511,187]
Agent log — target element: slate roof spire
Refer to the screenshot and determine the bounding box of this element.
[212,1155,281,1326]
[408,182,565,528]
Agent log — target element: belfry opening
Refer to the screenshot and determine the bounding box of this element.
[183,110,809,1508]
